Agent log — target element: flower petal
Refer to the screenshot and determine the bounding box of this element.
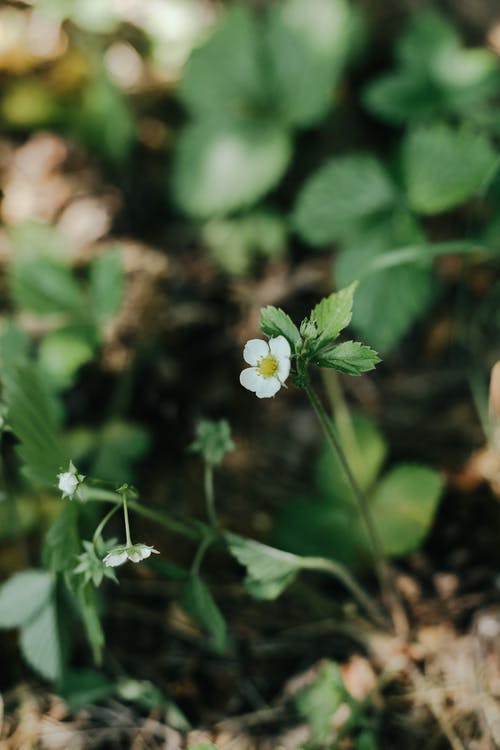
[128,550,143,563]
[277,356,290,383]
[240,367,261,392]
[269,335,291,360]
[243,339,269,366]
[103,550,128,568]
[255,376,281,399]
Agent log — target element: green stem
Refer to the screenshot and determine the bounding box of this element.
[300,556,388,629]
[80,486,200,540]
[122,492,132,546]
[191,535,212,576]
[128,500,201,541]
[92,503,120,549]
[304,379,407,635]
[204,463,218,527]
[321,369,362,478]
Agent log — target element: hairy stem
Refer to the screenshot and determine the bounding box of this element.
[204,463,218,527]
[304,379,408,635]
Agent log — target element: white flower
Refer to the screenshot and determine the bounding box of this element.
[240,335,291,398]
[103,543,159,568]
[57,461,85,499]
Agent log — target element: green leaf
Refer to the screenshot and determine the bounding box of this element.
[244,572,297,600]
[336,215,436,352]
[179,6,264,120]
[38,327,96,389]
[43,504,80,573]
[202,212,286,276]
[172,120,291,218]
[0,322,30,368]
[265,0,354,127]
[314,341,380,374]
[73,77,134,165]
[8,222,71,262]
[356,732,378,750]
[309,282,357,347]
[431,48,499,114]
[78,583,105,665]
[91,420,150,483]
[371,464,444,557]
[20,595,63,681]
[316,412,387,501]
[274,499,358,566]
[260,307,301,350]
[61,669,114,711]
[149,559,189,581]
[295,661,346,744]
[396,11,458,71]
[189,745,220,750]
[2,362,69,485]
[9,258,85,316]
[226,532,301,598]
[276,412,387,565]
[275,413,388,567]
[89,249,124,324]
[293,154,396,246]
[0,570,53,628]
[364,10,498,125]
[181,576,227,654]
[190,419,234,467]
[363,72,444,125]
[402,124,498,215]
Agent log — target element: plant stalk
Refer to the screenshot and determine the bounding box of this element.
[92,503,121,549]
[122,492,132,546]
[304,380,408,636]
[300,556,388,629]
[204,463,218,527]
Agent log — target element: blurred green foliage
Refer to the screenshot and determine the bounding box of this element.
[275,412,444,566]
[0,4,497,741]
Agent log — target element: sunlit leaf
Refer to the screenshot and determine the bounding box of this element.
[9,259,85,316]
[227,533,301,598]
[0,570,53,628]
[20,595,62,681]
[8,222,71,262]
[172,120,291,217]
[38,327,96,389]
[265,0,354,127]
[295,661,346,744]
[179,6,264,120]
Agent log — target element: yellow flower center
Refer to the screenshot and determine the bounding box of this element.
[257,354,279,378]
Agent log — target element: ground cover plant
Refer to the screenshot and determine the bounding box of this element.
[1,1,500,748]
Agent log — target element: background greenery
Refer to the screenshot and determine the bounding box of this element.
[0,1,500,748]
